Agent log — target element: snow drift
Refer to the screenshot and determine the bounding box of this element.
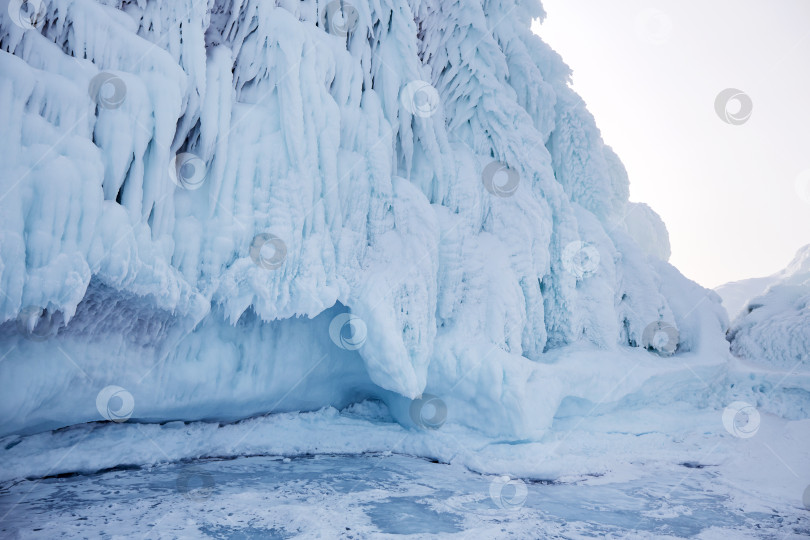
[726,244,810,371]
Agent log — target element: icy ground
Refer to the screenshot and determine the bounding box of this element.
[2,400,810,539]
[3,452,809,539]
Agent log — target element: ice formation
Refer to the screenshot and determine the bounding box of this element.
[725,245,810,371]
[716,275,777,322]
[0,0,796,461]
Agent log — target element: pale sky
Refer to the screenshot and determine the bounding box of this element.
[533,0,810,288]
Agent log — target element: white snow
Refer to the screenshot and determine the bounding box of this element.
[0,2,807,533]
[4,451,806,538]
[716,276,777,321]
[716,245,810,320]
[725,244,810,371]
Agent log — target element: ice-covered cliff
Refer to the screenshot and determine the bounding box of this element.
[0,0,731,440]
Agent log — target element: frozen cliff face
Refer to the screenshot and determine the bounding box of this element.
[726,245,810,370]
[0,0,730,438]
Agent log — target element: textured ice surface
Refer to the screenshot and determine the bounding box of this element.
[0,0,734,439]
[2,400,809,522]
[717,245,810,319]
[0,1,808,533]
[2,453,808,539]
[716,276,777,322]
[726,245,810,371]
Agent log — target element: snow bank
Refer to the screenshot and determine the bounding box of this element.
[726,245,810,371]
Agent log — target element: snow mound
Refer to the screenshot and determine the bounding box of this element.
[727,245,810,370]
[716,276,776,321]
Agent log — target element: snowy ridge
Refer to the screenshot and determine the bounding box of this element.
[726,244,810,370]
[1,0,731,440]
[716,275,777,321]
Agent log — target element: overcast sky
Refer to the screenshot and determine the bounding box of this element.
[533,0,810,288]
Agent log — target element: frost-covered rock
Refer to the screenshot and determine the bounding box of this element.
[726,245,810,370]
[715,275,776,321]
[0,0,731,438]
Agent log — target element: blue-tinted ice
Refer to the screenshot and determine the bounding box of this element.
[1,453,807,538]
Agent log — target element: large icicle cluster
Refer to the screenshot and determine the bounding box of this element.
[0,0,729,437]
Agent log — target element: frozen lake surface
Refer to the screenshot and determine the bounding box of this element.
[1,453,807,539]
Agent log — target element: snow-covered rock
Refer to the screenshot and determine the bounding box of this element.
[714,248,810,320]
[726,245,810,370]
[716,275,777,321]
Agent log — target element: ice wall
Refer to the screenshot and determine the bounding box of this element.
[0,0,729,438]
